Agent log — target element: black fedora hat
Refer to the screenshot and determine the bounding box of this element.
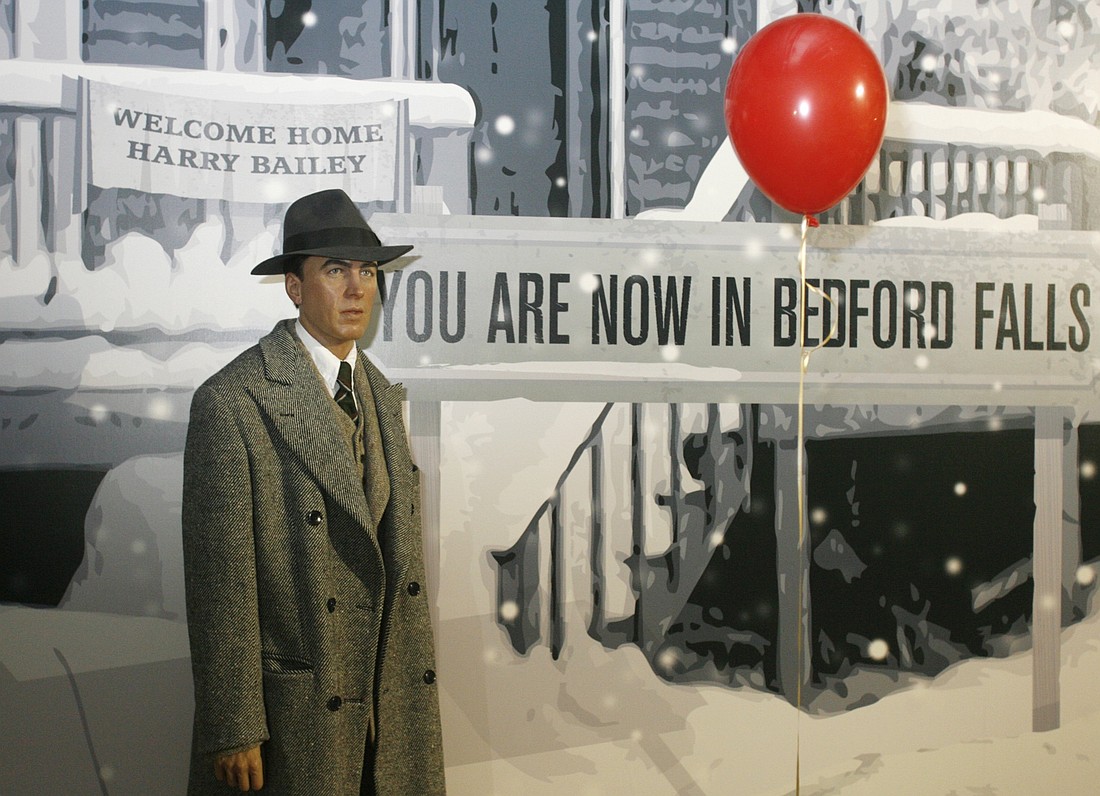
[251,189,413,275]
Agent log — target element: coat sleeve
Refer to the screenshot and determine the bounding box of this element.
[182,383,270,757]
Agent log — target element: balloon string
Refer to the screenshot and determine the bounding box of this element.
[796,211,827,796]
[794,213,839,796]
[796,215,807,796]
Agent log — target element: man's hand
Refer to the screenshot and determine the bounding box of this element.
[215,744,264,791]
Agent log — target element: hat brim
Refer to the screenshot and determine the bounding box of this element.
[251,244,414,275]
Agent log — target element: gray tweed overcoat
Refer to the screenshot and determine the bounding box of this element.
[182,319,445,795]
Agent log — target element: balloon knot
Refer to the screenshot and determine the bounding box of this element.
[805,215,820,228]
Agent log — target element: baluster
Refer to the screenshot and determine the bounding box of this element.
[951,147,970,215]
[863,154,881,223]
[588,430,606,639]
[908,147,926,217]
[549,494,563,659]
[1013,156,1030,218]
[599,403,637,646]
[973,151,990,214]
[992,154,1009,217]
[929,146,948,220]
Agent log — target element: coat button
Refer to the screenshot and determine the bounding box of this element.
[307,510,323,526]
[326,597,337,613]
[423,669,436,685]
[327,695,342,711]
[407,581,421,596]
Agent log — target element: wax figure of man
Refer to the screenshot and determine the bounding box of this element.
[182,189,445,795]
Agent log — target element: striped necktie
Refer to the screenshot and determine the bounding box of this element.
[335,361,357,422]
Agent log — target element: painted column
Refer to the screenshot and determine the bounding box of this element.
[1032,407,1064,731]
[0,4,13,58]
[390,0,415,80]
[774,428,810,704]
[1062,418,1082,605]
[49,114,81,263]
[207,0,264,72]
[15,0,80,61]
[13,115,42,267]
[608,0,625,219]
[211,1,266,250]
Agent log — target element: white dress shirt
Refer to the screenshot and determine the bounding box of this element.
[295,320,358,409]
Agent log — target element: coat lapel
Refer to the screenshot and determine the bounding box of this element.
[362,355,414,583]
[252,320,375,535]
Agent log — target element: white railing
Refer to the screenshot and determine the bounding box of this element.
[491,402,756,665]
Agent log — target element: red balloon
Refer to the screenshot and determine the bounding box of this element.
[724,14,888,216]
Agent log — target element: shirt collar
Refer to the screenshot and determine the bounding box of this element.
[295,319,357,396]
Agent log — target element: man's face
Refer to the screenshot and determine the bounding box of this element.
[285,256,379,358]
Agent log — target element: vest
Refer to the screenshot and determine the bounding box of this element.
[332,379,390,530]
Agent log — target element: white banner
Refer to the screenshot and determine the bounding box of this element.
[366,215,1100,406]
[86,80,402,203]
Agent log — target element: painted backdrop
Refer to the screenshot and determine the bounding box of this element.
[2,1,1100,794]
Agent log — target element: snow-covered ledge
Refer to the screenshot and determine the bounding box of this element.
[0,60,477,128]
[637,101,1100,222]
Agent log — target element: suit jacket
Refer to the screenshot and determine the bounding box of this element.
[182,319,445,795]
